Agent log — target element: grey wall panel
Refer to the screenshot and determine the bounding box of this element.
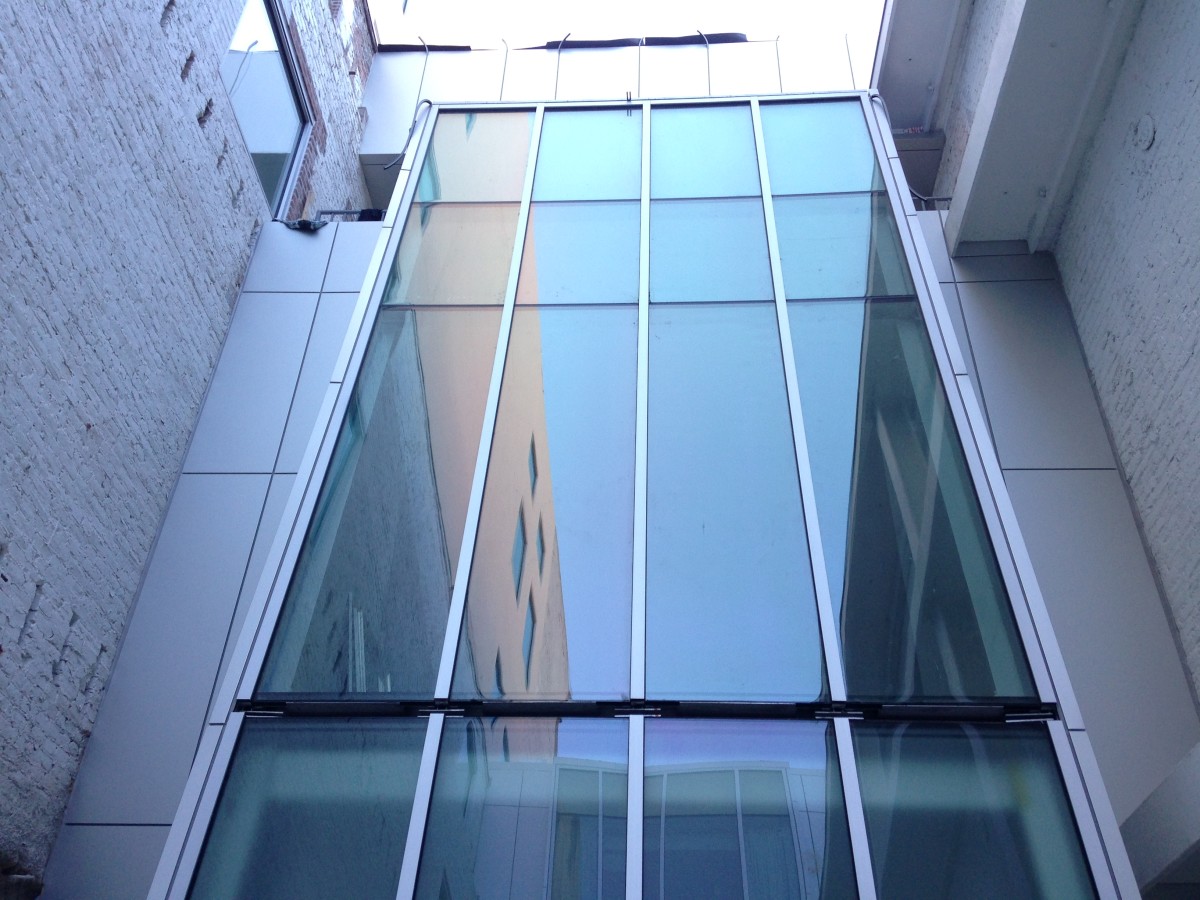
[1123,740,1200,888]
[183,292,317,474]
[210,473,296,718]
[276,292,359,472]
[419,50,504,104]
[242,221,336,293]
[709,41,781,96]
[63,474,269,824]
[501,48,557,101]
[958,278,1116,470]
[556,47,639,100]
[1005,468,1200,821]
[778,35,857,93]
[639,45,708,99]
[916,210,953,281]
[360,53,426,156]
[323,222,383,293]
[41,824,168,900]
[934,281,980,386]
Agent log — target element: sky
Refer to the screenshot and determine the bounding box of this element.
[371,0,886,89]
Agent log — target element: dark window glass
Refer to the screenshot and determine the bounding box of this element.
[643,720,856,900]
[418,111,534,203]
[534,109,641,201]
[647,304,825,700]
[649,199,773,302]
[788,298,1036,701]
[416,718,628,900]
[517,201,640,304]
[774,194,914,300]
[453,307,636,701]
[853,722,1096,900]
[220,0,305,211]
[189,718,426,900]
[384,203,521,306]
[258,307,502,698]
[650,105,760,199]
[760,101,882,195]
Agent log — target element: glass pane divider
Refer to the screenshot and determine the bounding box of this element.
[394,712,446,900]
[833,717,879,900]
[749,97,849,703]
[631,101,651,701]
[433,106,546,699]
[626,713,645,900]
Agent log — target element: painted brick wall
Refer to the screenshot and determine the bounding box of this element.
[0,0,371,885]
[933,0,1009,199]
[1055,3,1200,702]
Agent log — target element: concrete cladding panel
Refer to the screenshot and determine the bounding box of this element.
[1055,0,1200,700]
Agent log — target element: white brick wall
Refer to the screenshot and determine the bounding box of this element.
[1055,2,1200,702]
[0,0,372,882]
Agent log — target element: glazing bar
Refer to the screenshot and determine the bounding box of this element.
[750,98,849,703]
[433,106,546,698]
[626,714,645,900]
[631,101,651,701]
[833,717,879,900]
[1048,721,1122,900]
[395,713,446,900]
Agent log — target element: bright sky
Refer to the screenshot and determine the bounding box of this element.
[371,0,886,88]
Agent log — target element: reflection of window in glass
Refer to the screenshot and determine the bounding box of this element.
[512,508,527,598]
[523,597,536,685]
[220,0,306,212]
[536,520,545,575]
[528,438,538,493]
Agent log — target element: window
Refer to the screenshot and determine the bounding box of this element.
[221,0,307,212]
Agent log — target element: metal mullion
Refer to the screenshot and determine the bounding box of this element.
[834,718,879,900]
[433,106,546,698]
[395,713,447,900]
[631,101,650,701]
[749,98,849,703]
[626,713,645,900]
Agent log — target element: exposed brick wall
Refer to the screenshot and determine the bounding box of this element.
[1055,3,1200,701]
[0,0,371,883]
[933,0,1010,199]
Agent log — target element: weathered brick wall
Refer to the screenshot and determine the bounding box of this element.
[0,0,372,884]
[1055,3,1200,700]
[933,0,1010,199]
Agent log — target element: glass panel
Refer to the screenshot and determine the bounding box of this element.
[221,0,304,210]
[453,307,636,701]
[853,722,1097,900]
[650,105,760,199]
[416,718,628,900]
[517,201,640,305]
[534,109,641,200]
[788,298,1036,701]
[760,101,882,195]
[649,199,773,303]
[643,720,856,900]
[189,718,426,900]
[384,203,521,306]
[418,111,534,203]
[258,307,502,698]
[647,304,824,700]
[774,194,914,300]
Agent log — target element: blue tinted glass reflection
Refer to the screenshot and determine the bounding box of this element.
[644,720,856,900]
[517,201,640,304]
[419,111,534,202]
[853,722,1096,899]
[416,718,628,900]
[453,307,636,700]
[534,109,641,200]
[760,101,881,195]
[647,304,824,700]
[651,105,760,199]
[650,199,773,302]
[190,719,427,900]
[774,194,914,300]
